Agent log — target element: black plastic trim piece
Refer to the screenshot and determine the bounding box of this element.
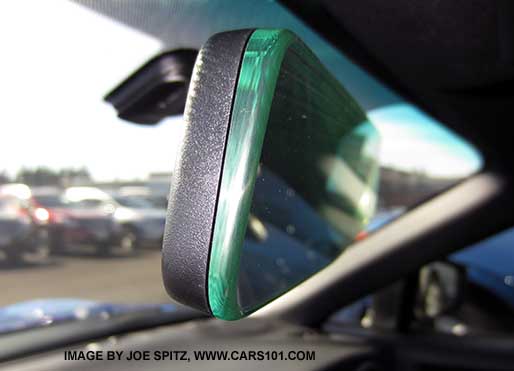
[161,30,254,314]
[104,50,198,125]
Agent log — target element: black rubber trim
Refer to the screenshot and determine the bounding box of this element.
[162,29,254,314]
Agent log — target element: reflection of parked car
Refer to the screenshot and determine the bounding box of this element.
[0,187,49,264]
[67,187,166,250]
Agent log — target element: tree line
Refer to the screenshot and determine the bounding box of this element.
[0,167,91,186]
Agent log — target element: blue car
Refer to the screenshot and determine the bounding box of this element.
[0,299,177,334]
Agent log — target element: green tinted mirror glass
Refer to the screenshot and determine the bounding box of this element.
[208,29,380,319]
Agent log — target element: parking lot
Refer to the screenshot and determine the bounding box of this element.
[0,248,169,307]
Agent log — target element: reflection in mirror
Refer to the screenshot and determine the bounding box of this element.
[232,32,380,315]
[209,31,483,319]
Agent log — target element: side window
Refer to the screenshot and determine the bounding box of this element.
[444,228,514,335]
[326,105,510,335]
[355,104,483,238]
[328,228,514,336]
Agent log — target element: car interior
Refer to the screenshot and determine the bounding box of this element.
[0,1,513,370]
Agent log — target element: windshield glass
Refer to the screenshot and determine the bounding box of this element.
[0,0,481,336]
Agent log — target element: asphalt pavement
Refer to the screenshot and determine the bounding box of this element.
[0,248,170,307]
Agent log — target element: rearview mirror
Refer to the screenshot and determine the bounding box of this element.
[162,29,380,320]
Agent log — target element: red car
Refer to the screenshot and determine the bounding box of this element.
[30,188,124,256]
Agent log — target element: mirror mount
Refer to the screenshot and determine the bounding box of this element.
[105,49,198,125]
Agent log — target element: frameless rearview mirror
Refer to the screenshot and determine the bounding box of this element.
[162,29,380,320]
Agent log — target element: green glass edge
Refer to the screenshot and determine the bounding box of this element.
[208,29,296,320]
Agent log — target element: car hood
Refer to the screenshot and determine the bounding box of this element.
[0,298,175,334]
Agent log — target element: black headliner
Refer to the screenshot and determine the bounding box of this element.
[280,0,514,173]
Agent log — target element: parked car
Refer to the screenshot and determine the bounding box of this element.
[116,186,168,210]
[47,187,124,255]
[29,187,73,255]
[29,187,124,256]
[110,193,167,248]
[2,1,514,370]
[66,187,166,251]
[0,185,49,264]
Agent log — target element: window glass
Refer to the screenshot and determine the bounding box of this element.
[363,104,482,236]
[0,0,482,335]
[329,229,514,336]
[444,227,514,335]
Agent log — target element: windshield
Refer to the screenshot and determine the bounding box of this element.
[0,0,481,337]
